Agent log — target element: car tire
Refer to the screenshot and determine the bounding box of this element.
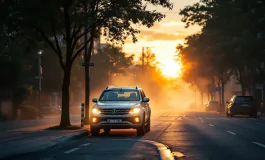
[137,114,146,136]
[104,128,111,134]
[146,116,151,132]
[90,126,100,136]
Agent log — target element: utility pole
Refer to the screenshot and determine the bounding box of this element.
[37,50,43,118]
[142,47,144,77]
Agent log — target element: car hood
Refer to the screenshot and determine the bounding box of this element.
[96,101,140,109]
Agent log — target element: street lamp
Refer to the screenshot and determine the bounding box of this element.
[38,50,43,118]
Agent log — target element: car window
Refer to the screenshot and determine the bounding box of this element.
[99,90,140,101]
[235,96,254,103]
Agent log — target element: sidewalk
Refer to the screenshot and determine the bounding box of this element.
[0,115,81,131]
[0,123,89,159]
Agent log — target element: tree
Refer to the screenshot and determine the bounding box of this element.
[178,0,265,110]
[3,0,173,127]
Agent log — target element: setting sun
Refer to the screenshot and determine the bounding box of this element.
[159,59,182,78]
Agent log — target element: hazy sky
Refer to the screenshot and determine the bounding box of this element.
[121,0,201,65]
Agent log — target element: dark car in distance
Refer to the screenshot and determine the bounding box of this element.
[226,95,257,118]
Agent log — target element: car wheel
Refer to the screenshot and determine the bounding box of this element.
[104,128,111,134]
[146,116,151,132]
[90,126,100,136]
[137,114,146,136]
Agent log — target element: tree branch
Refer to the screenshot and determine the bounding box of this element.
[50,18,63,58]
[71,35,93,63]
[35,26,65,69]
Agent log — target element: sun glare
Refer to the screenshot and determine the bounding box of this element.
[160,59,182,78]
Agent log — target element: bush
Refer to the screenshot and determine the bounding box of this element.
[19,104,39,120]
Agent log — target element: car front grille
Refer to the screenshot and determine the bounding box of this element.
[100,108,130,115]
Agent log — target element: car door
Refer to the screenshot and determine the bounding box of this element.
[140,90,149,122]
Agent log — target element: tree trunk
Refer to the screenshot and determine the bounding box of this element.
[221,82,225,112]
[84,34,94,125]
[241,85,246,96]
[201,91,203,108]
[60,65,71,127]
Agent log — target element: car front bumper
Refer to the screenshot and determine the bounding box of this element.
[90,114,143,129]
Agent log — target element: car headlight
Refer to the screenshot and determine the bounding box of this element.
[129,106,141,114]
[92,107,101,114]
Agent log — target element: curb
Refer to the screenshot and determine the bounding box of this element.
[140,140,176,160]
[0,129,88,160]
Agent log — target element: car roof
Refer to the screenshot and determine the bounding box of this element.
[105,86,142,90]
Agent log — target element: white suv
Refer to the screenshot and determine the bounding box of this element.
[90,86,151,136]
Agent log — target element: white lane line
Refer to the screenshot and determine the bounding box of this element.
[64,148,80,154]
[81,143,91,147]
[199,117,202,119]
[253,142,265,148]
[226,131,236,135]
[211,118,216,119]
[201,120,204,123]
[209,124,214,127]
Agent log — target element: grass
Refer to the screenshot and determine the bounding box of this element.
[47,125,82,130]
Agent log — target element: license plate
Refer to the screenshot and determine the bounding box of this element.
[241,104,249,107]
[107,119,122,123]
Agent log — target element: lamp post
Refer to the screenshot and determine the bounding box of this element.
[38,50,43,118]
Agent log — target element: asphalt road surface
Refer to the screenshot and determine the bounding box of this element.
[4,111,265,160]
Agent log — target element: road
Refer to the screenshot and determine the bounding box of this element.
[3,111,265,160]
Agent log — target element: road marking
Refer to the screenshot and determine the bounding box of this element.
[172,122,175,124]
[201,120,204,123]
[209,124,214,127]
[253,142,265,148]
[256,123,261,125]
[81,143,91,147]
[199,117,202,119]
[211,118,216,119]
[226,131,236,135]
[64,148,80,154]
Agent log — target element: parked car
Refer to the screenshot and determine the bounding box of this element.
[90,86,151,136]
[205,101,219,111]
[226,95,257,117]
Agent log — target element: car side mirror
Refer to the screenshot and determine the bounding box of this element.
[92,98,98,103]
[143,97,150,102]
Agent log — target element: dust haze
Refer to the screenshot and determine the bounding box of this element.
[88,74,200,116]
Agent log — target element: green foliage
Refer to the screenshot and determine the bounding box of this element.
[179,0,265,95]
[13,85,32,105]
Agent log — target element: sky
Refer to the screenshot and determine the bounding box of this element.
[121,0,201,65]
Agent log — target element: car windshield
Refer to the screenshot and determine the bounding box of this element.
[99,90,140,101]
[235,96,254,103]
